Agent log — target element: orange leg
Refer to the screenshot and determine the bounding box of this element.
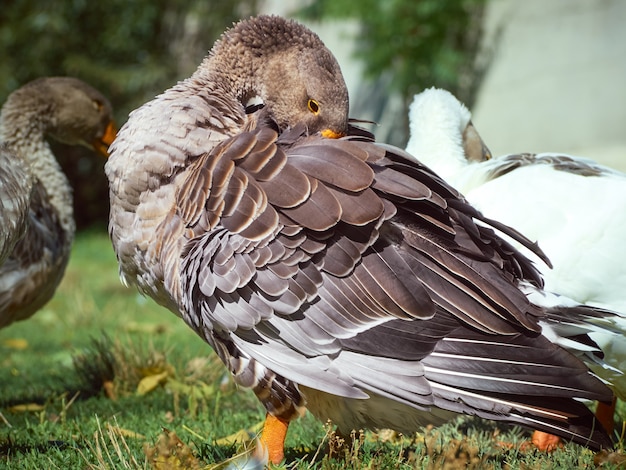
[595,396,617,436]
[528,396,617,452]
[530,430,563,452]
[260,413,290,465]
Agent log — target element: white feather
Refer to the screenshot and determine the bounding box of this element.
[406,87,626,398]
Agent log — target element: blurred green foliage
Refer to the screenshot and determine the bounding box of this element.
[0,0,258,229]
[299,0,488,109]
[0,0,259,120]
[1,0,485,228]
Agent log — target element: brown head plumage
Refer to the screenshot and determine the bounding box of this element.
[194,15,349,136]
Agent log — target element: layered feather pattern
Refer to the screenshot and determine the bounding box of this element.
[106,16,615,455]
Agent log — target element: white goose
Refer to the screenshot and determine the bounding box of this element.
[0,77,116,329]
[406,87,626,439]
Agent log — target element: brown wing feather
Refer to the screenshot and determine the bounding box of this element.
[179,120,559,346]
[174,117,611,451]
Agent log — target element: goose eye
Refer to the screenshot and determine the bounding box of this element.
[307,99,320,115]
[93,100,104,112]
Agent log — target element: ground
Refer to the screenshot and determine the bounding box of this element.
[0,231,624,469]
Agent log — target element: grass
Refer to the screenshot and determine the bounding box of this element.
[0,230,625,469]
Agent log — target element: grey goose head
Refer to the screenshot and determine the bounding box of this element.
[0,76,116,158]
[0,76,116,330]
[194,15,350,137]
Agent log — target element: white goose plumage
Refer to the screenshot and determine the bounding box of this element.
[0,77,116,329]
[406,87,626,406]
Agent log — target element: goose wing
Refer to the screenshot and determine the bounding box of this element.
[174,121,610,447]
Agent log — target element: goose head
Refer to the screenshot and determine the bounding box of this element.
[196,15,350,138]
[406,87,490,181]
[0,77,116,158]
[44,77,117,157]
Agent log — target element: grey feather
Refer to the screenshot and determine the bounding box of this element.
[107,15,615,454]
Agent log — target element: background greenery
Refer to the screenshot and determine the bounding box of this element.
[1,0,259,229]
[300,0,488,110]
[0,0,486,229]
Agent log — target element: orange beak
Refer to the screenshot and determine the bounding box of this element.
[92,120,117,158]
[321,128,344,139]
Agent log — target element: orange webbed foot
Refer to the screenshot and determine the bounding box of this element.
[260,413,290,465]
[595,396,617,436]
[530,430,563,452]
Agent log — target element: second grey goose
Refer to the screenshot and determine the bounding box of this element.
[0,77,116,329]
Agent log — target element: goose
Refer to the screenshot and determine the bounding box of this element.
[0,77,116,329]
[406,86,626,444]
[106,16,616,465]
[0,143,31,265]
[406,88,626,315]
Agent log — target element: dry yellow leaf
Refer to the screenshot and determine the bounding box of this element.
[124,321,168,334]
[145,428,202,470]
[103,380,117,400]
[136,370,169,395]
[106,423,146,440]
[2,338,28,350]
[594,449,626,467]
[214,422,264,446]
[8,403,44,413]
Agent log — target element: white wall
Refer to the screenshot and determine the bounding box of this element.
[472,0,626,170]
